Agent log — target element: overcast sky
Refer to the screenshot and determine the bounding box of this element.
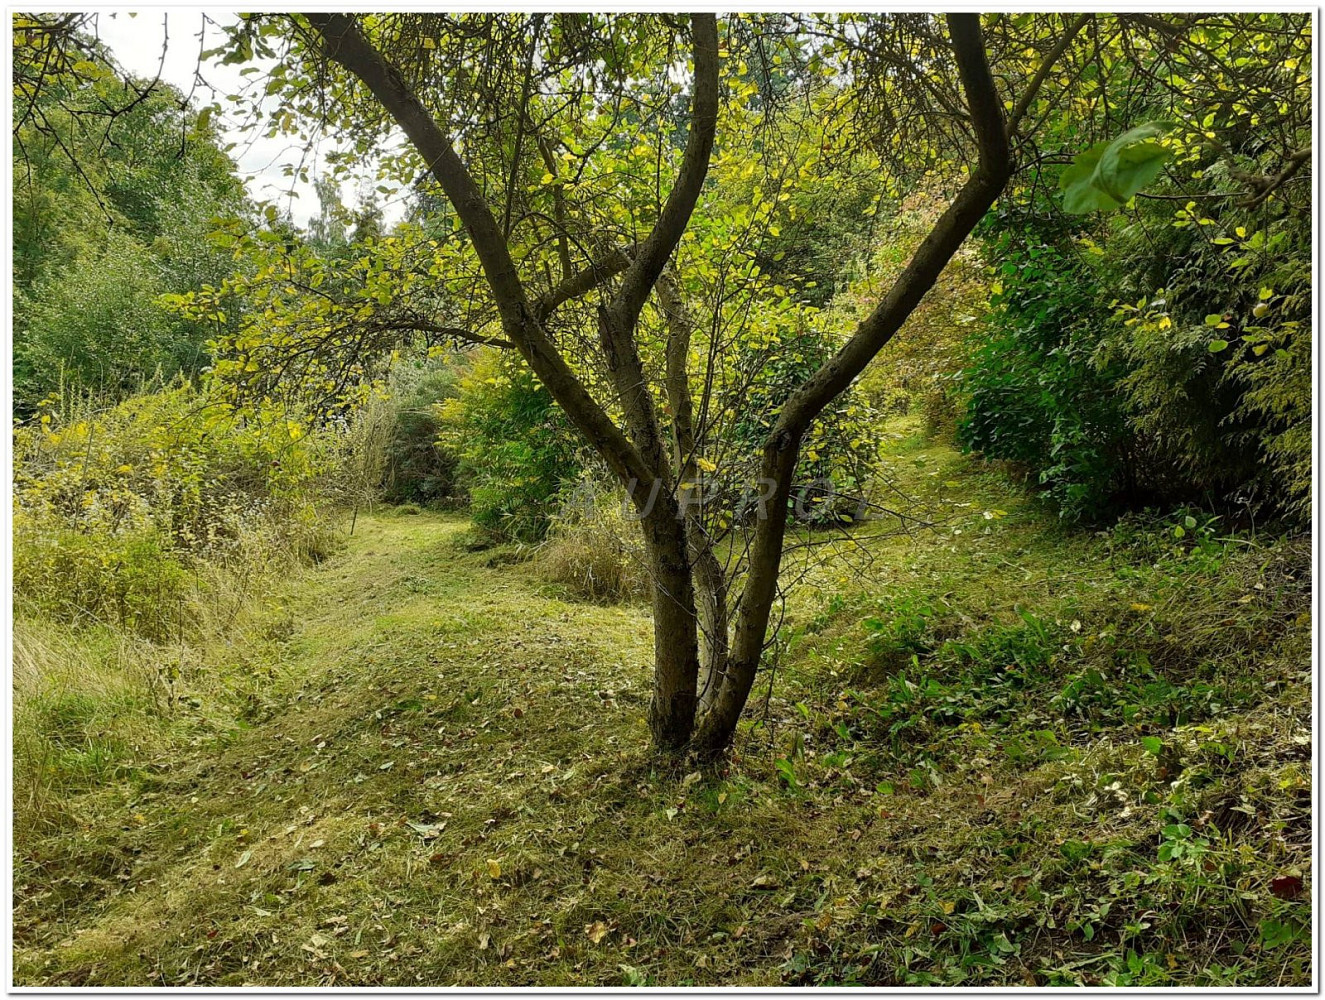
[92,9,407,228]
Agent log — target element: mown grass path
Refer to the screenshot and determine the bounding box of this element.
[15,429,1312,987]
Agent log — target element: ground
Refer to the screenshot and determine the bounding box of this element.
[13,418,1313,987]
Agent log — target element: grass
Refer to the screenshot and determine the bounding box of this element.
[13,416,1312,987]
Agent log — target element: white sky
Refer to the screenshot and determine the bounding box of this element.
[91,9,407,228]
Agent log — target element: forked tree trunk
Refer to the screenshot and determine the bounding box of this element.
[637,494,703,751]
[308,12,1087,758]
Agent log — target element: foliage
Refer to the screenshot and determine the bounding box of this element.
[437,351,583,542]
[379,359,462,507]
[12,42,247,410]
[1099,200,1312,522]
[13,383,338,640]
[956,217,1131,519]
[1059,122,1173,214]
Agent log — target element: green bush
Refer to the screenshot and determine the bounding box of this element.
[438,350,582,542]
[13,523,189,642]
[13,381,338,640]
[1097,204,1311,523]
[957,224,1130,519]
[380,361,461,507]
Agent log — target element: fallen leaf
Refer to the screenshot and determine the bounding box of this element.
[1271,875,1304,900]
[584,920,609,944]
[751,874,781,889]
[235,850,252,869]
[486,858,502,879]
[407,821,445,840]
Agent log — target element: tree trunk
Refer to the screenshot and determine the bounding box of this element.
[637,493,702,751]
[691,439,800,753]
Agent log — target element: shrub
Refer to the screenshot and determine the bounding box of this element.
[534,483,650,603]
[956,225,1131,520]
[380,360,461,507]
[12,381,339,640]
[437,350,582,542]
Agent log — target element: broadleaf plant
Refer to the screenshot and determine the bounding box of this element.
[1060,122,1174,213]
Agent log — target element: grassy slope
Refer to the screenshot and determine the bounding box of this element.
[13,418,1312,987]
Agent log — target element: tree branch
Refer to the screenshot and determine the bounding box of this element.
[607,14,720,334]
[1007,14,1091,136]
[304,12,654,487]
[533,244,636,322]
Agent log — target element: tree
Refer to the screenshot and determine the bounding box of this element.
[266,12,1010,755]
[199,13,1305,756]
[12,14,249,408]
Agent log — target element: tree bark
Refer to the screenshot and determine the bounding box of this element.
[656,269,730,714]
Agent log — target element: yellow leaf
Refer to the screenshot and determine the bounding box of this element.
[486,858,502,879]
[695,457,717,473]
[940,901,956,915]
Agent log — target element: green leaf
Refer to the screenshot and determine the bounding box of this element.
[1060,122,1174,214]
[1059,142,1120,214]
[1207,339,1229,352]
[1141,736,1163,755]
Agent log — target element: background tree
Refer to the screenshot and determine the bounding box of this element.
[12,17,248,410]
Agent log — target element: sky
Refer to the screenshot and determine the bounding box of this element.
[91,9,407,228]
